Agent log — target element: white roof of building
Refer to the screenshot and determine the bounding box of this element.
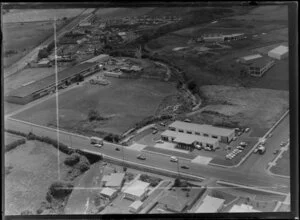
[129,200,143,210]
[105,173,125,187]
[169,121,235,137]
[100,187,117,197]
[241,54,262,61]
[229,204,261,213]
[83,54,110,63]
[195,195,225,213]
[268,45,288,55]
[124,180,150,197]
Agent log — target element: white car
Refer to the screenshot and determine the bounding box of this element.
[155,140,164,144]
[170,156,178,162]
[245,128,250,133]
[94,144,103,148]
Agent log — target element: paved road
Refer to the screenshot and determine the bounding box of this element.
[5,115,290,194]
[4,8,96,78]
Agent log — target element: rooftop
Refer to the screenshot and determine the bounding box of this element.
[268,45,288,55]
[105,173,125,188]
[7,62,97,98]
[229,204,261,213]
[129,200,143,210]
[100,187,117,197]
[83,54,110,63]
[250,57,274,68]
[124,180,150,197]
[241,54,262,61]
[168,121,235,137]
[195,195,225,213]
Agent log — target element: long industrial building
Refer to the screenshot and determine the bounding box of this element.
[268,45,288,60]
[248,57,275,77]
[168,121,235,143]
[5,54,110,105]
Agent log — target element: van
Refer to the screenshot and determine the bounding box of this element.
[90,136,103,146]
[170,156,178,162]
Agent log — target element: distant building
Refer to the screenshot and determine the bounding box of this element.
[79,21,92,27]
[100,187,117,199]
[129,200,143,213]
[104,71,123,78]
[268,45,288,60]
[248,57,275,77]
[195,195,225,213]
[229,204,261,213]
[223,33,245,41]
[123,180,150,201]
[103,173,125,189]
[202,33,244,42]
[161,130,219,150]
[37,59,51,67]
[83,54,110,64]
[168,121,235,143]
[240,54,262,64]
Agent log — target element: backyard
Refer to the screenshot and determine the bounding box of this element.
[12,78,177,136]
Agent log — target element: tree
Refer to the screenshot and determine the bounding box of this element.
[38,48,49,60]
[48,181,73,199]
[47,42,55,53]
[174,178,181,187]
[64,153,81,166]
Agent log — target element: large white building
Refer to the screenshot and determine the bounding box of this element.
[100,187,117,199]
[240,54,262,64]
[195,195,225,213]
[268,45,288,60]
[123,180,150,201]
[229,204,261,213]
[168,121,235,143]
[161,130,219,150]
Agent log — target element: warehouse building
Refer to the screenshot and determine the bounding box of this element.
[161,130,219,150]
[248,57,275,77]
[129,201,143,213]
[103,173,125,189]
[100,187,118,199]
[239,54,262,64]
[195,195,225,213]
[5,62,99,105]
[168,121,235,143]
[123,180,150,201]
[268,45,289,60]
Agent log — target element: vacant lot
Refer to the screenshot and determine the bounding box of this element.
[3,21,64,67]
[188,86,289,135]
[5,140,68,215]
[13,78,177,136]
[270,149,290,177]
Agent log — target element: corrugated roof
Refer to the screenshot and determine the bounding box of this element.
[268,45,288,55]
[168,121,234,137]
[7,62,97,98]
[249,57,274,68]
[195,195,225,213]
[124,180,149,197]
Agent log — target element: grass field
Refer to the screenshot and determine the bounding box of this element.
[3,21,64,68]
[5,140,68,215]
[270,149,290,177]
[12,78,177,136]
[5,132,24,145]
[189,85,289,135]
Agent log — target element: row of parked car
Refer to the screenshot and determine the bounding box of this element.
[225,142,248,160]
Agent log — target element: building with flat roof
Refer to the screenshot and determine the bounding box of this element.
[5,62,99,105]
[168,121,235,143]
[83,54,110,64]
[248,57,275,77]
[268,45,288,60]
[161,130,219,150]
[229,204,261,213]
[195,195,225,213]
[100,187,117,199]
[103,173,125,189]
[129,200,143,213]
[240,54,262,64]
[123,180,150,201]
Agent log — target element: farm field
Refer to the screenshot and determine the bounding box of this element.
[188,86,289,135]
[12,78,177,136]
[270,149,290,177]
[2,21,64,68]
[5,140,68,215]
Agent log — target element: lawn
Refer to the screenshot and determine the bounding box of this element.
[5,140,68,215]
[270,149,290,177]
[12,78,177,136]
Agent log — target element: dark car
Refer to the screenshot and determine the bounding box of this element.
[180,165,189,169]
[115,147,120,151]
[137,154,146,160]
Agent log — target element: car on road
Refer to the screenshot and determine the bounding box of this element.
[170,156,178,162]
[137,154,146,160]
[155,140,164,144]
[195,145,202,150]
[94,144,103,148]
[273,149,280,155]
[115,147,120,151]
[268,133,273,138]
[245,128,250,133]
[184,119,191,123]
[180,165,189,169]
[152,129,158,134]
[254,145,266,154]
[280,142,285,147]
[159,122,166,126]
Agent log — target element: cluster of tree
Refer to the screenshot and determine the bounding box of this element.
[37,42,55,60]
[64,152,91,173]
[5,138,26,152]
[187,81,199,94]
[104,133,121,143]
[139,174,162,187]
[4,49,18,57]
[88,109,106,122]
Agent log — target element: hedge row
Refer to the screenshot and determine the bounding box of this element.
[5,139,26,152]
[5,129,28,137]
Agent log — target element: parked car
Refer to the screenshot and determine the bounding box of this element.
[137,154,146,160]
[159,122,166,126]
[155,140,164,144]
[170,156,178,162]
[184,118,191,123]
[115,147,120,151]
[195,144,202,150]
[280,142,285,147]
[240,142,247,147]
[245,128,250,133]
[273,149,279,155]
[268,133,273,138]
[237,146,244,150]
[180,165,189,169]
[94,144,103,148]
[152,129,158,134]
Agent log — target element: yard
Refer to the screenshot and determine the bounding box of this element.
[270,149,290,177]
[5,140,68,215]
[12,77,177,136]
